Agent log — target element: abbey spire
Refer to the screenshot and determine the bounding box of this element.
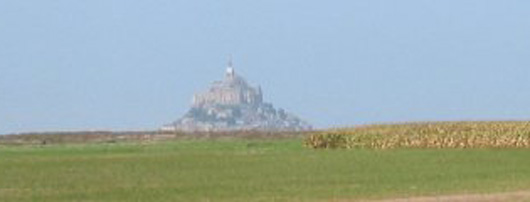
[226,55,235,78]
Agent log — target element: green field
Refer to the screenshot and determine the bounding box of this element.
[1,139,530,201]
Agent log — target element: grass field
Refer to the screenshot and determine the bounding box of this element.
[1,138,530,201]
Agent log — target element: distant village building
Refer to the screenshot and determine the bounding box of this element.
[163,58,312,132]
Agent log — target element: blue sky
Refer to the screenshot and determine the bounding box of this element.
[1,1,529,133]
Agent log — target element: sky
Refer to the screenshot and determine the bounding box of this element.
[1,0,529,134]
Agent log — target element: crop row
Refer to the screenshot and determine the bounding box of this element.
[306,121,530,149]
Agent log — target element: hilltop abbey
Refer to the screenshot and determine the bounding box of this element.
[163,59,312,132]
[192,61,263,107]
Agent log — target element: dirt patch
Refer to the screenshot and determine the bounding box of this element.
[368,191,530,202]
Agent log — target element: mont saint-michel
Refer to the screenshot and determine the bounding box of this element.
[163,61,312,132]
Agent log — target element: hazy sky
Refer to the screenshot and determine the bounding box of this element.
[1,1,529,134]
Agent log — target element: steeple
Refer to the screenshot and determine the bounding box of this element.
[226,55,235,78]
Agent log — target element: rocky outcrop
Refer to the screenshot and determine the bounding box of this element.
[163,62,312,132]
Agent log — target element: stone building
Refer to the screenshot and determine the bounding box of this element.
[192,62,263,107]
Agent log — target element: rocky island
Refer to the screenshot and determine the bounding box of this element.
[163,60,312,132]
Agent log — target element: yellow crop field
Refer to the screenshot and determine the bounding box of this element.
[306,121,530,149]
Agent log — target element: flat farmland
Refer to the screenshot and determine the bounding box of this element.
[1,139,530,201]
